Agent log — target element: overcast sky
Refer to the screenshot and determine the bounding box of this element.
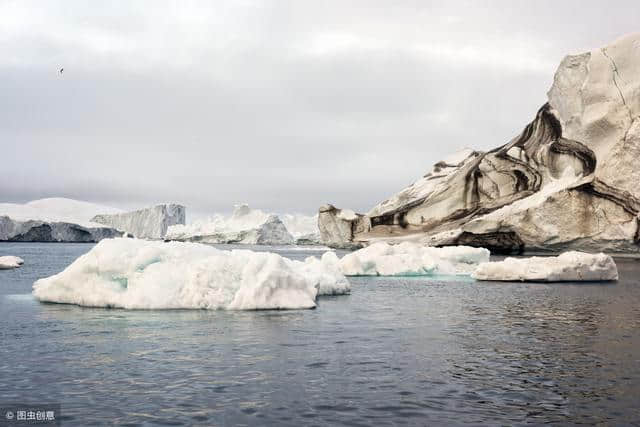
[1,1,638,217]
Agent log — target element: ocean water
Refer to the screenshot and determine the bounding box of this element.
[1,242,639,426]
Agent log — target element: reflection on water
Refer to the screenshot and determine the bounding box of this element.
[1,242,639,425]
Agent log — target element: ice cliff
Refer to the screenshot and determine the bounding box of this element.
[91,204,185,240]
[319,33,640,255]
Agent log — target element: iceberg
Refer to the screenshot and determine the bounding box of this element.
[0,197,123,227]
[0,256,24,270]
[318,33,640,255]
[91,204,185,239]
[318,204,369,249]
[166,204,320,245]
[472,251,618,282]
[0,198,187,242]
[0,216,122,242]
[32,238,349,310]
[281,213,321,245]
[339,242,490,276]
[0,198,124,242]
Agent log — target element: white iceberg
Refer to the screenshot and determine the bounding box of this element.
[472,251,618,282]
[0,198,186,241]
[0,256,24,270]
[32,238,349,310]
[0,216,122,243]
[166,204,320,245]
[0,198,123,227]
[281,213,321,244]
[0,198,124,242]
[91,204,185,239]
[339,242,490,276]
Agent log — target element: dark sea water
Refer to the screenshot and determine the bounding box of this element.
[1,242,639,426]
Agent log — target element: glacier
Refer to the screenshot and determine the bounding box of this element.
[318,33,640,255]
[0,256,24,270]
[472,251,618,282]
[339,242,490,276]
[166,204,320,245]
[32,238,350,310]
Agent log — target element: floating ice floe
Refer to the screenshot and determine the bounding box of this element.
[32,238,349,310]
[472,251,618,282]
[339,242,490,276]
[166,204,320,245]
[0,256,24,270]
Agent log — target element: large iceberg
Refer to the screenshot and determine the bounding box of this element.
[339,242,490,276]
[166,204,320,245]
[91,204,185,240]
[0,198,186,242]
[0,198,123,226]
[0,216,122,242]
[318,33,640,255]
[318,204,369,249]
[0,198,124,242]
[32,238,349,310]
[472,251,618,282]
[0,256,24,270]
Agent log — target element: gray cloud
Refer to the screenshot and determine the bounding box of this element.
[1,0,639,216]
